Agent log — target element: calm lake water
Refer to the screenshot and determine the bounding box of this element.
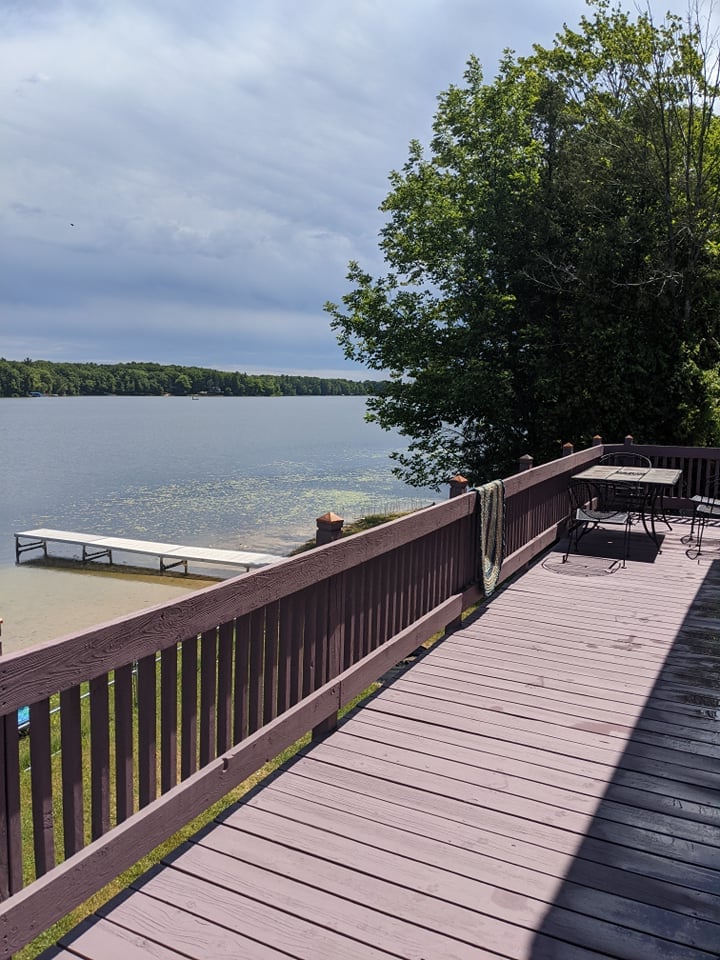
[0,396,437,651]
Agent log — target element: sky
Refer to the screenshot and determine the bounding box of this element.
[0,0,695,378]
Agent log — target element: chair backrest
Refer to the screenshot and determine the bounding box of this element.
[568,478,592,512]
[702,460,720,499]
[568,480,632,523]
[568,478,622,514]
[599,452,652,468]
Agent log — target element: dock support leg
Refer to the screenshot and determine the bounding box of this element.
[15,537,48,563]
[82,545,112,564]
[159,557,188,574]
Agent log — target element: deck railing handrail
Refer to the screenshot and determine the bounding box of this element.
[1,440,719,955]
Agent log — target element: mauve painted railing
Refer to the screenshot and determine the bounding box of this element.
[0,440,719,956]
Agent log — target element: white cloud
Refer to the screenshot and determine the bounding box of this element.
[0,0,696,372]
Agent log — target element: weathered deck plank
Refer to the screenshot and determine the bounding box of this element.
[46,525,720,959]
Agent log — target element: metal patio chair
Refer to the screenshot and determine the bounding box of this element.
[598,452,652,519]
[684,460,720,559]
[563,478,633,568]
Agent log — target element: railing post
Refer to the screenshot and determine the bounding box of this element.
[316,512,344,546]
[624,434,634,447]
[518,454,533,472]
[448,474,468,498]
[592,435,602,446]
[562,442,574,457]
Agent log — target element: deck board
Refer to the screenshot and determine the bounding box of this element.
[49,526,720,959]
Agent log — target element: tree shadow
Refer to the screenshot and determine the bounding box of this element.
[528,558,720,956]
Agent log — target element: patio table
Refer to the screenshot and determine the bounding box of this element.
[571,464,682,551]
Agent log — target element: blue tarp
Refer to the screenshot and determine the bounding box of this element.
[18,705,30,733]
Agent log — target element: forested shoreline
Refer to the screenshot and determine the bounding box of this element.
[0,359,385,398]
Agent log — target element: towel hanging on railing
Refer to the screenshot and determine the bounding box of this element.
[475,479,505,596]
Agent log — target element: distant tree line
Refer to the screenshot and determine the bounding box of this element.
[0,359,386,398]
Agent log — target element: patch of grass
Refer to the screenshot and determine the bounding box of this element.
[290,510,412,555]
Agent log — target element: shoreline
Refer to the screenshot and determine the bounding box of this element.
[0,563,225,654]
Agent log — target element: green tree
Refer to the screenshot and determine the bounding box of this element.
[326,1,720,486]
[173,372,193,395]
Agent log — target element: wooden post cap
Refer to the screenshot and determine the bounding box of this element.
[592,435,602,445]
[316,512,344,546]
[448,475,469,498]
[316,512,344,527]
[517,454,533,471]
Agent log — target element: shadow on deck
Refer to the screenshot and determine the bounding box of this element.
[528,551,720,957]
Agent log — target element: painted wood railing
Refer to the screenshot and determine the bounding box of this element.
[1,440,719,955]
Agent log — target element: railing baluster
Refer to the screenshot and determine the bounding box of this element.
[30,699,55,877]
[314,580,329,688]
[199,629,217,768]
[289,595,303,707]
[0,713,22,895]
[137,653,157,808]
[216,621,233,756]
[233,614,250,743]
[89,675,110,841]
[248,609,265,734]
[180,638,198,779]
[263,603,279,725]
[60,686,84,856]
[160,646,178,792]
[355,563,368,659]
[302,586,318,698]
[367,557,379,653]
[277,598,292,715]
[114,664,133,824]
[343,573,355,670]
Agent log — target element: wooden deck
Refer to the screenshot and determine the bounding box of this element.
[44,521,720,959]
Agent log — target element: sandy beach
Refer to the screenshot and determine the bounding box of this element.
[0,562,222,654]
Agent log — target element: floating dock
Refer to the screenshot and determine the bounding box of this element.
[14,528,284,574]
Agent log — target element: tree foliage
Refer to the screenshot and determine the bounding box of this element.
[0,359,384,399]
[326,0,720,486]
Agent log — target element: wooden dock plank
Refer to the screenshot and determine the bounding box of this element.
[103,870,393,960]
[334,715,720,828]
[42,530,720,959]
[345,708,718,811]
[14,528,284,571]
[223,797,720,954]
[255,777,720,923]
[161,840,500,959]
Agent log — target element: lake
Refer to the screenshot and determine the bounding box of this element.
[0,396,438,651]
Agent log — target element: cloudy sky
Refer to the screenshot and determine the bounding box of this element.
[1,0,692,377]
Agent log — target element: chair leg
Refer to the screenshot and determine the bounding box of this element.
[686,514,706,559]
[621,519,631,568]
[563,517,593,562]
[681,506,698,545]
[563,519,579,562]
